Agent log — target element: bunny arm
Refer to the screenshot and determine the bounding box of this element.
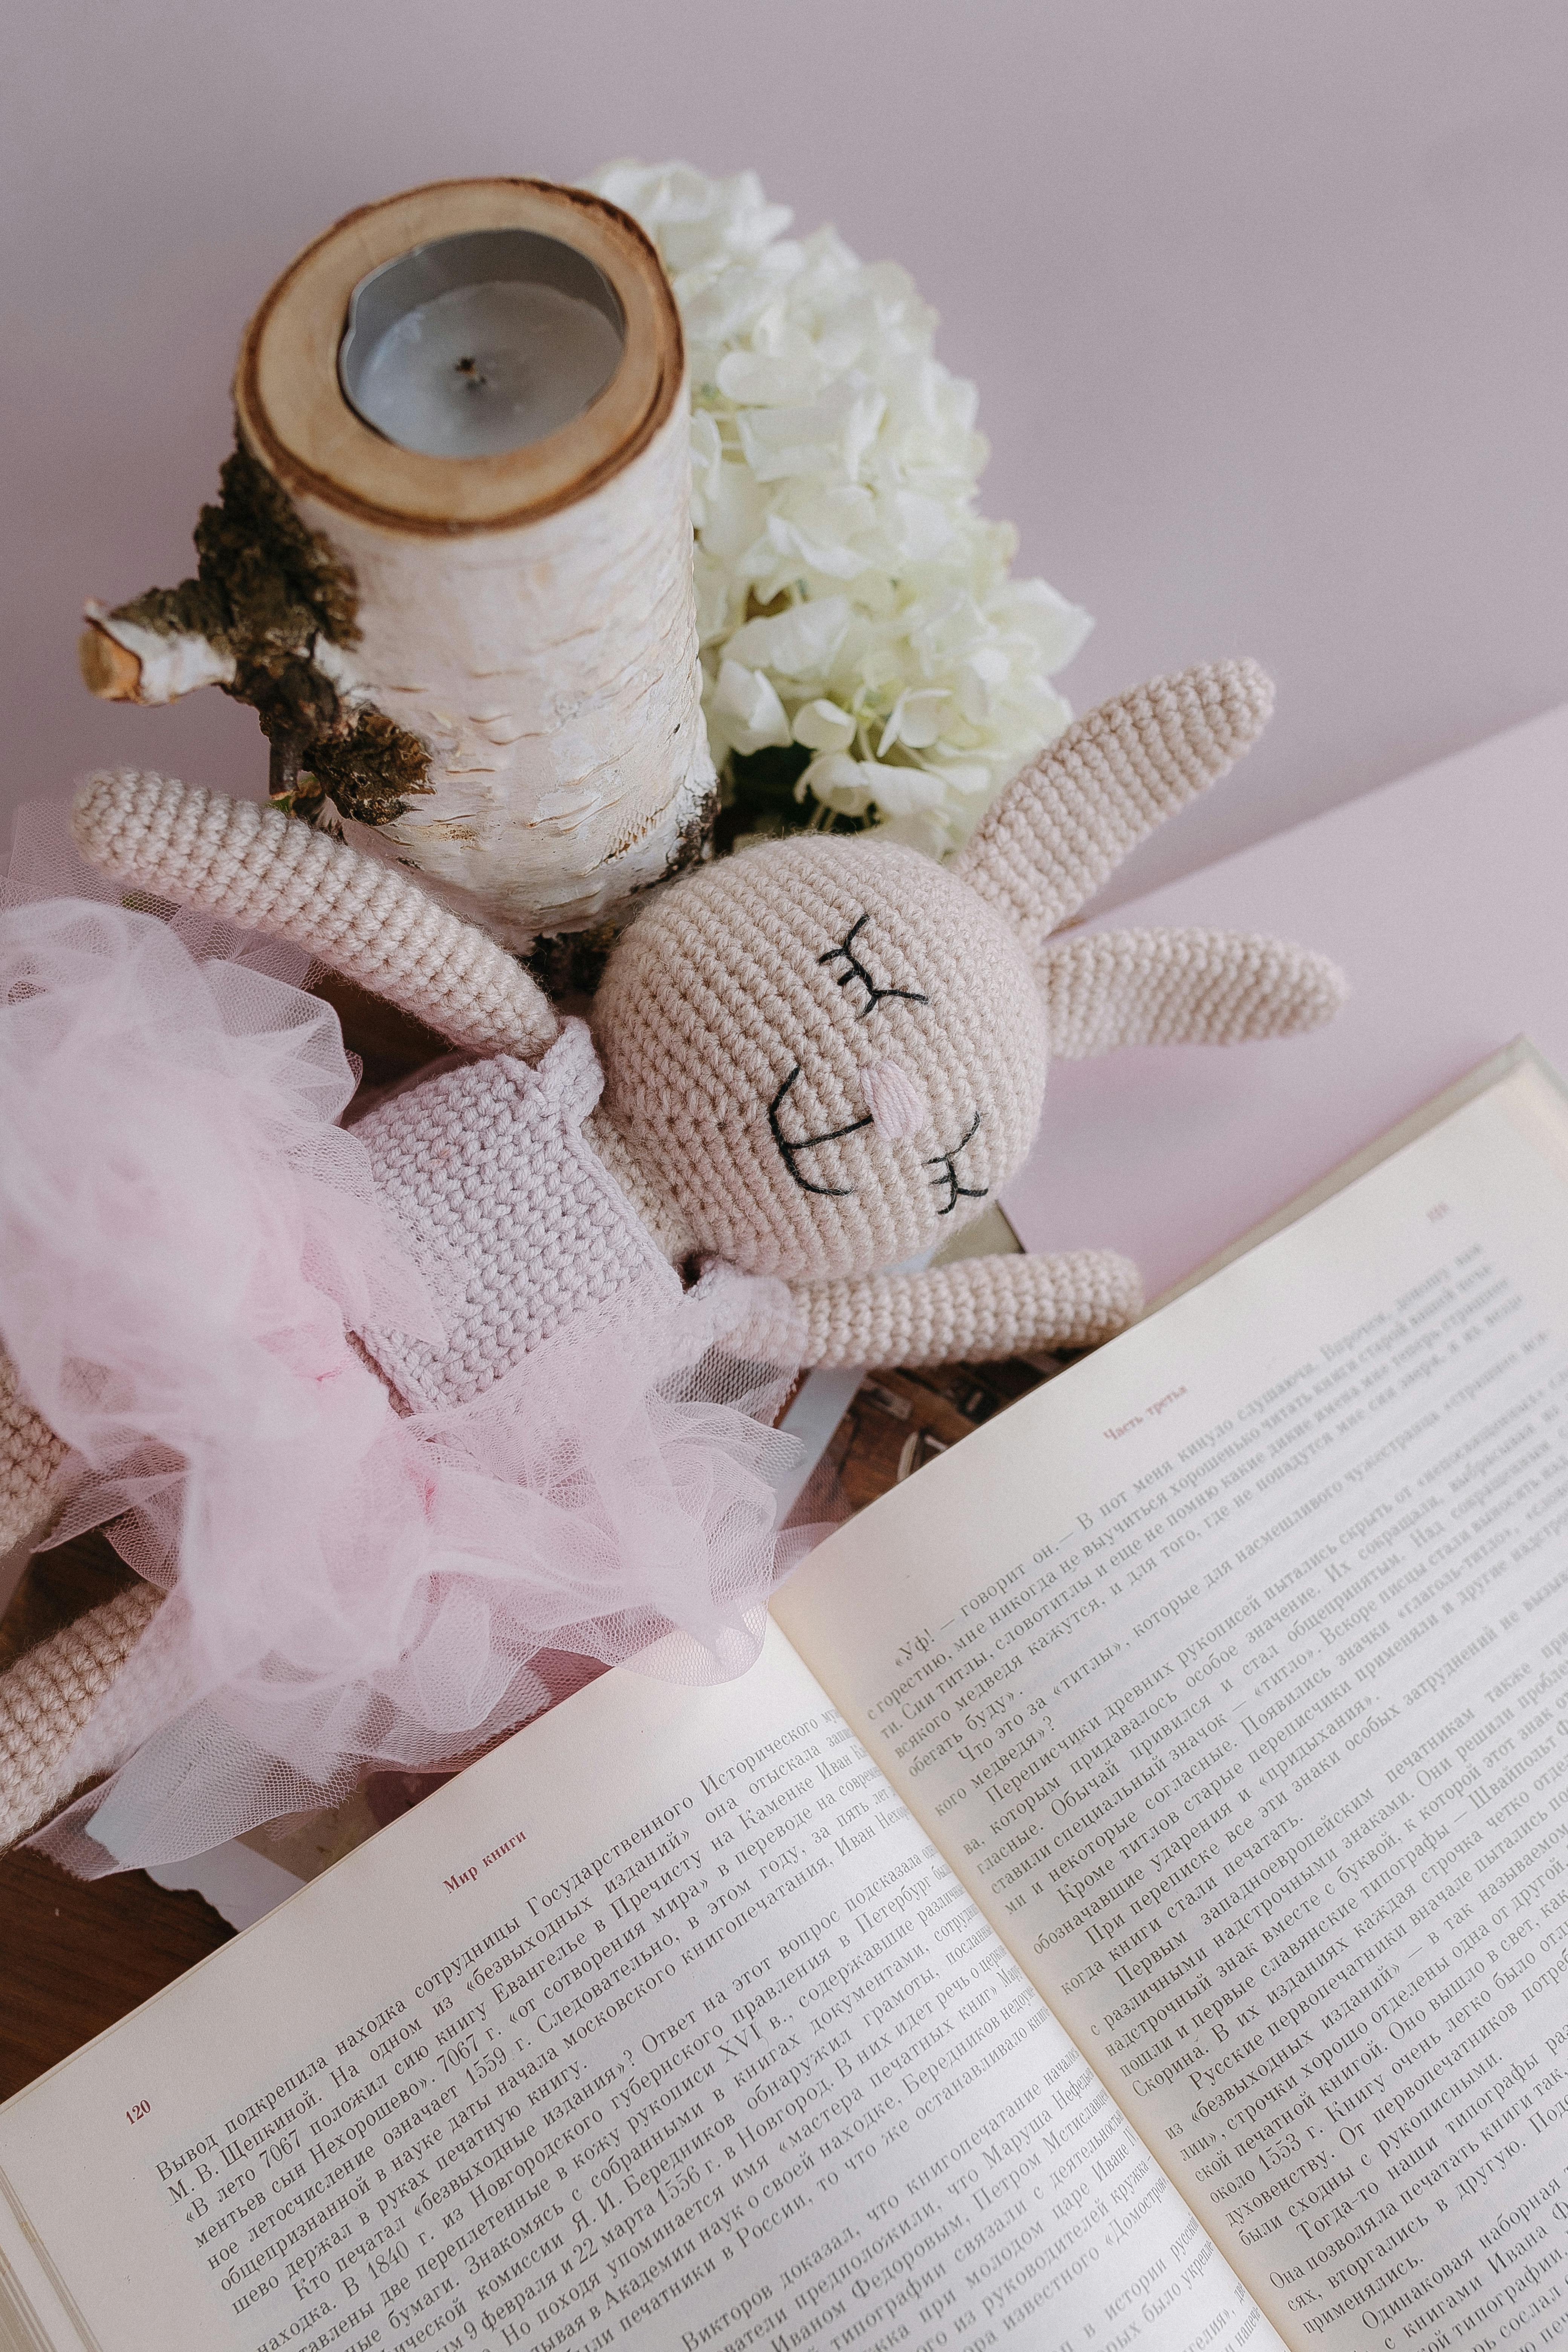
[1039,927,1347,1060]
[740,1251,1144,1370]
[952,659,1274,949]
[72,772,559,1060]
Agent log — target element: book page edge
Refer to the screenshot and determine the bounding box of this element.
[0,2167,99,2352]
[1146,1036,1553,1312]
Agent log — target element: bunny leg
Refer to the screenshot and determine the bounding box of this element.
[1039,927,1345,1060]
[0,1347,173,1855]
[763,1252,1142,1369]
[0,1584,165,1853]
[72,772,559,1060]
[1,1350,67,1559]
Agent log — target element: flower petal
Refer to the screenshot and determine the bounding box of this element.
[877,688,949,754]
[724,596,851,678]
[792,699,858,753]
[713,660,792,753]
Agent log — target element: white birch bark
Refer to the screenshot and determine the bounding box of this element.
[78,178,712,949]
[303,394,713,947]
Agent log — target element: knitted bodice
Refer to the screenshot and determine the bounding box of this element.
[355,1019,676,1411]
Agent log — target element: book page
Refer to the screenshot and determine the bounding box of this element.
[776,1055,1568,2351]
[0,1630,1277,2352]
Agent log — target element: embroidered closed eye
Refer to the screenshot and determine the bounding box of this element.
[818,914,928,1021]
[925,1112,988,1216]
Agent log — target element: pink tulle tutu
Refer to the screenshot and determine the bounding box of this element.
[0,811,808,1874]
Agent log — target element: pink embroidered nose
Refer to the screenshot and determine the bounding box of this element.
[859,1058,929,1141]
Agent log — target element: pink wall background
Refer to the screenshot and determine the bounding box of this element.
[3,1,1565,900]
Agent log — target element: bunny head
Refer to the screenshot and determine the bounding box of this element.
[593,835,1045,1280]
[593,655,1336,1283]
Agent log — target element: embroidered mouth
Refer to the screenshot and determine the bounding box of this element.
[768,1065,872,1197]
[770,1068,988,1215]
[925,1112,988,1215]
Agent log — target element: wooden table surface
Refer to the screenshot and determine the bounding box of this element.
[0,1534,234,2105]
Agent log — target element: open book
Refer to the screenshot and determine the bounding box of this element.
[3,1041,1566,2352]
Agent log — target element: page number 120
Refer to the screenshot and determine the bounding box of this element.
[125,2101,150,2125]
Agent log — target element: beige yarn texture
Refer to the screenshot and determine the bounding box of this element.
[954,658,1274,946]
[0,1583,162,1851]
[595,833,1049,1283]
[1,1350,65,1558]
[357,1024,668,1412]
[0,658,1348,1853]
[740,1251,1144,1370]
[1039,926,1346,1060]
[73,771,559,1059]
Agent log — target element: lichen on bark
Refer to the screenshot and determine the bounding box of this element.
[302,712,434,828]
[113,438,358,660]
[524,924,622,1008]
[112,436,432,826]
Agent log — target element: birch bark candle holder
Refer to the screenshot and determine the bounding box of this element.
[78,179,714,947]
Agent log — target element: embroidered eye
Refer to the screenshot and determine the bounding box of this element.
[818,914,929,1021]
[925,1113,988,1216]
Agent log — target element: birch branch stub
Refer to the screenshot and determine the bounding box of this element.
[80,599,238,704]
[80,179,715,949]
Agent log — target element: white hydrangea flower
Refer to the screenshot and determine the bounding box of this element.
[585,160,1092,854]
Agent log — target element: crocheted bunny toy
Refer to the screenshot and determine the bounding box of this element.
[585,653,1343,1369]
[0,657,1344,1863]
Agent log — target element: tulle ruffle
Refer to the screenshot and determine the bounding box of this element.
[0,809,807,1874]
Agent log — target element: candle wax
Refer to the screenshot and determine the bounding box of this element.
[349,280,623,459]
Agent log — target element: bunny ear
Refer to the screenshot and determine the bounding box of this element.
[1038,927,1346,1060]
[951,659,1274,947]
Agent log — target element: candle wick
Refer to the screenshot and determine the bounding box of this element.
[454,354,488,391]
